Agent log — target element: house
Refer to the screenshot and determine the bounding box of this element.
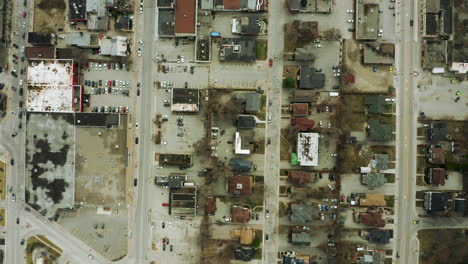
[231,206,250,223]
[428,147,445,164]
[292,103,309,117]
[372,154,389,171]
[364,95,386,114]
[114,16,133,31]
[291,117,315,131]
[237,115,256,129]
[368,119,393,142]
[230,227,256,245]
[234,132,253,155]
[359,250,385,264]
[290,204,314,224]
[219,38,256,62]
[288,170,312,185]
[229,158,253,172]
[282,254,312,264]
[359,212,385,227]
[299,66,325,89]
[234,247,256,261]
[424,192,449,213]
[362,173,387,188]
[291,228,311,246]
[429,168,446,186]
[454,198,466,214]
[427,122,447,144]
[229,175,253,195]
[367,230,392,244]
[235,93,261,114]
[204,197,217,215]
[297,132,319,166]
[359,194,386,207]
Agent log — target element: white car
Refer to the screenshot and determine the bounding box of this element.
[347,19,354,23]
[135,123,139,129]
[137,49,142,57]
[139,40,144,46]
[268,115,272,123]
[88,255,94,259]
[180,56,184,63]
[315,44,322,48]
[139,5,143,14]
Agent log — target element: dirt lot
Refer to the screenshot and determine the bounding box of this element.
[418,229,468,264]
[341,40,394,93]
[33,0,66,33]
[341,94,366,132]
[339,144,373,173]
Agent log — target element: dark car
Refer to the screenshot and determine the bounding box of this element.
[190,66,194,74]
[0,83,4,90]
[22,33,26,39]
[13,44,19,49]
[18,123,22,129]
[11,132,17,138]
[13,54,18,59]
[455,97,461,103]
[410,20,414,26]
[163,244,166,251]
[170,245,173,251]
[10,159,14,165]
[16,218,19,224]
[185,82,188,88]
[19,88,23,96]
[20,239,25,245]
[25,207,30,212]
[11,71,17,77]
[99,80,102,86]
[162,222,165,228]
[137,89,140,96]
[134,178,138,186]
[265,234,269,240]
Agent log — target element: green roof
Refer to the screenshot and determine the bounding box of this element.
[368,119,393,142]
[362,173,387,188]
[291,231,311,245]
[372,154,389,171]
[364,95,386,114]
[290,153,299,165]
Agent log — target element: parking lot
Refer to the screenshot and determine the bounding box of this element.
[81,62,133,113]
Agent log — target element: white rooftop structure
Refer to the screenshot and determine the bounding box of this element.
[450,62,468,74]
[99,36,128,57]
[297,132,319,166]
[26,59,74,112]
[235,132,251,155]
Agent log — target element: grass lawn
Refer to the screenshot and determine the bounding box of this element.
[256,40,268,60]
[0,208,5,226]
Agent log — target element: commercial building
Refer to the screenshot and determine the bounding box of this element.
[355,1,380,40]
[170,187,197,216]
[292,90,315,104]
[86,0,109,31]
[229,175,253,196]
[288,0,333,14]
[25,47,56,60]
[231,206,250,223]
[420,0,453,38]
[424,191,449,213]
[28,32,55,46]
[67,32,100,48]
[171,88,200,112]
[363,43,395,65]
[69,0,87,21]
[234,247,256,262]
[292,103,309,117]
[237,115,256,129]
[202,0,267,12]
[219,38,256,62]
[155,174,187,188]
[229,158,253,172]
[235,93,261,114]
[99,36,128,56]
[291,117,315,131]
[234,132,252,155]
[26,59,76,112]
[297,132,319,167]
[291,227,312,246]
[231,17,265,36]
[299,66,325,89]
[175,0,197,37]
[294,45,317,61]
[367,230,392,244]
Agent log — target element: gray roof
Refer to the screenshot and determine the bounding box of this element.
[364,95,386,114]
[362,173,387,188]
[115,16,133,31]
[237,115,256,129]
[220,38,256,62]
[87,13,108,31]
[200,0,213,9]
[299,66,325,89]
[372,154,389,171]
[290,204,314,224]
[240,0,258,10]
[368,119,393,142]
[424,192,449,213]
[158,9,175,36]
[294,45,316,61]
[428,122,447,144]
[363,43,395,65]
[238,17,261,35]
[234,247,256,261]
[292,90,315,103]
[236,93,261,113]
[67,32,92,46]
[368,230,392,244]
[155,174,187,188]
[229,158,253,172]
[86,0,106,16]
[291,231,311,245]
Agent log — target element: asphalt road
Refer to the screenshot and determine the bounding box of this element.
[262,0,286,263]
[131,1,157,263]
[395,0,418,263]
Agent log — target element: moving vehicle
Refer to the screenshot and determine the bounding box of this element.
[269,59,273,67]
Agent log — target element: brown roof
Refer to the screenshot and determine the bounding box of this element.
[205,197,217,214]
[231,206,250,223]
[360,212,385,227]
[288,170,311,185]
[292,103,308,117]
[429,147,445,164]
[297,21,319,40]
[229,175,253,195]
[291,117,315,131]
[224,0,241,10]
[25,47,55,59]
[175,0,196,34]
[430,168,446,185]
[359,194,386,207]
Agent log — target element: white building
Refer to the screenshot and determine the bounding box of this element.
[297,132,319,166]
[99,36,128,57]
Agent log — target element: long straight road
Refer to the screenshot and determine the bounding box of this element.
[395,0,418,262]
[263,0,286,263]
[131,1,157,263]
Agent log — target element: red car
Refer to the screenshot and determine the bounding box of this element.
[269,59,273,67]
[22,12,27,18]
[162,203,168,207]
[162,238,166,244]
[19,101,23,108]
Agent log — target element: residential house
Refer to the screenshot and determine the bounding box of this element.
[229,175,253,195]
[424,192,449,213]
[290,204,314,224]
[229,158,253,172]
[231,206,250,223]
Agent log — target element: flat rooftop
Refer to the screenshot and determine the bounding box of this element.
[356,1,380,40]
[297,132,319,166]
[175,0,196,35]
[25,112,76,218]
[26,59,74,112]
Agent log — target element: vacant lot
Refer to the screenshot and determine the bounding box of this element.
[26,235,63,264]
[256,40,268,60]
[33,0,66,33]
[342,40,394,93]
[339,144,373,173]
[418,229,468,264]
[0,208,5,226]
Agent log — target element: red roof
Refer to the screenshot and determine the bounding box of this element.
[224,0,241,10]
[288,170,311,185]
[430,168,445,185]
[205,197,217,214]
[231,206,250,223]
[25,47,55,59]
[429,147,445,164]
[175,0,196,34]
[292,103,308,117]
[360,213,385,227]
[291,117,315,131]
[229,175,253,195]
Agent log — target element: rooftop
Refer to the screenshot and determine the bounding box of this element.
[237,115,256,129]
[231,17,262,35]
[360,212,385,227]
[299,66,325,89]
[291,230,311,246]
[368,230,392,244]
[231,206,250,223]
[235,93,261,113]
[429,168,446,185]
[290,203,314,224]
[99,36,128,57]
[171,88,200,112]
[362,173,387,188]
[67,32,99,47]
[294,45,317,61]
[158,9,175,36]
[229,158,253,172]
[229,175,253,195]
[292,103,309,117]
[25,47,56,60]
[364,95,386,114]
[297,132,319,167]
[363,42,395,65]
[155,174,187,188]
[292,89,315,103]
[292,117,315,132]
[26,59,74,112]
[69,0,87,21]
[424,192,449,213]
[175,0,196,35]
[220,38,256,62]
[234,247,256,262]
[368,119,393,142]
[204,197,217,214]
[28,32,54,45]
[356,1,380,40]
[429,147,445,164]
[372,154,389,171]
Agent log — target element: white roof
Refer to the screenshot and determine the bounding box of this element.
[449,63,468,73]
[297,132,319,166]
[235,132,250,155]
[26,60,74,112]
[99,36,127,57]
